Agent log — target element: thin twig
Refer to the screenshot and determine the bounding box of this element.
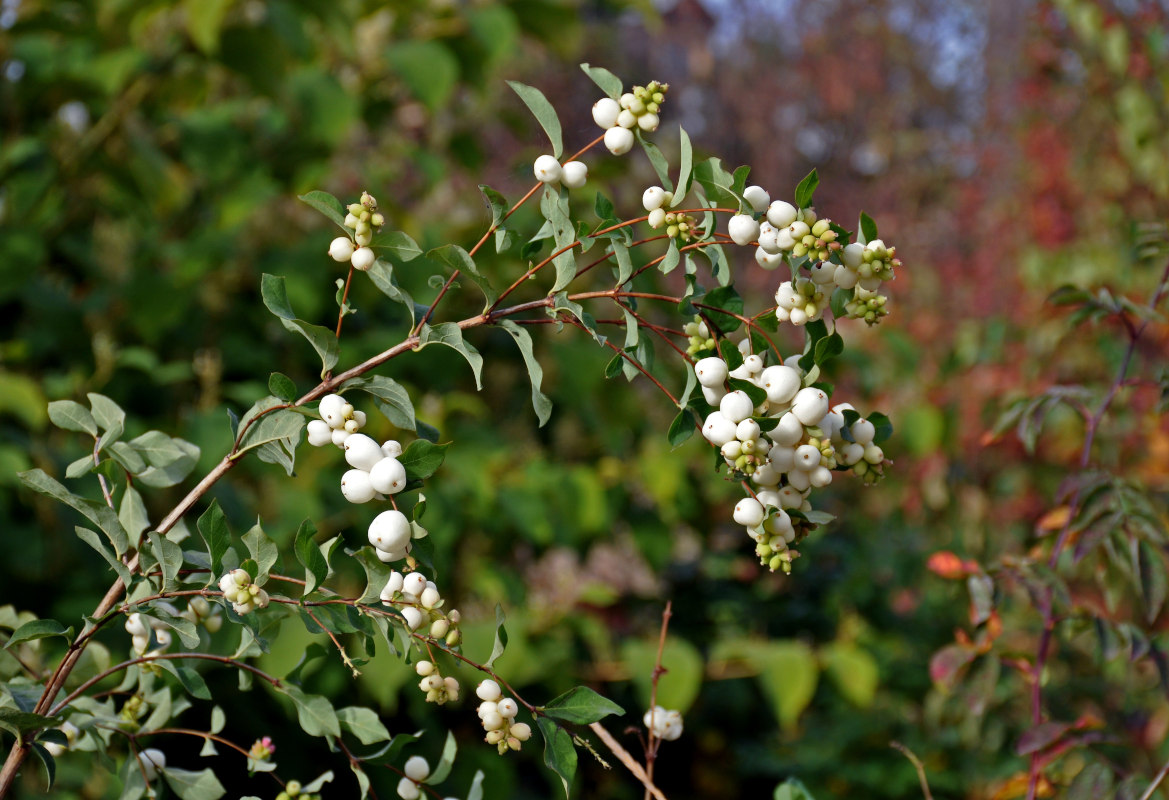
[891,741,935,800]
[644,602,674,797]
[589,722,670,800]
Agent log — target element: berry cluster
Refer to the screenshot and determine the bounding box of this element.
[181,595,223,633]
[125,611,172,657]
[327,192,384,271]
[218,568,271,615]
[380,569,462,643]
[414,659,461,705]
[276,780,321,800]
[474,680,533,754]
[591,81,668,155]
[682,315,715,357]
[306,393,369,448]
[696,343,886,573]
[722,184,901,326]
[642,185,703,242]
[533,154,589,190]
[643,706,683,742]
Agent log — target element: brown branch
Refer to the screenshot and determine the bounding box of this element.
[588,722,670,800]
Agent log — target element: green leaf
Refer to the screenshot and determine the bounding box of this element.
[774,777,818,800]
[197,501,231,580]
[728,378,766,408]
[87,393,126,433]
[858,212,878,244]
[821,642,878,708]
[18,469,129,556]
[47,400,97,435]
[540,185,578,293]
[298,190,347,231]
[29,742,55,790]
[468,770,486,800]
[301,771,335,793]
[182,0,230,54]
[541,687,624,725]
[498,320,553,427]
[74,526,132,584]
[429,244,497,309]
[268,373,297,402]
[388,40,459,111]
[118,486,150,549]
[169,664,212,701]
[867,411,893,444]
[716,340,743,372]
[398,439,450,482]
[580,63,622,99]
[751,641,819,732]
[0,708,55,738]
[549,292,605,345]
[109,441,146,475]
[417,323,484,390]
[692,157,741,207]
[479,184,508,228]
[161,766,226,800]
[282,685,341,738]
[507,80,563,158]
[611,241,633,286]
[658,239,680,276]
[128,430,186,469]
[830,287,850,319]
[426,730,457,785]
[236,403,305,460]
[813,331,844,366]
[5,619,72,649]
[485,604,508,669]
[242,523,279,585]
[338,706,391,745]
[370,230,424,264]
[794,168,819,208]
[147,532,184,593]
[537,717,576,799]
[674,127,693,206]
[132,435,200,488]
[638,132,673,191]
[699,285,744,334]
[1139,540,1167,624]
[295,519,330,594]
[260,274,339,375]
[342,376,416,432]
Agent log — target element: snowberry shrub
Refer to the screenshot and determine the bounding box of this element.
[4,64,902,799]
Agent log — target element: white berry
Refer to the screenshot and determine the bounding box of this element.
[369,510,411,553]
[792,388,830,426]
[369,456,407,494]
[533,154,562,184]
[592,97,621,129]
[694,356,728,387]
[328,237,355,262]
[743,185,770,212]
[561,160,588,189]
[767,201,798,228]
[344,433,384,472]
[351,246,375,271]
[728,214,760,246]
[734,498,765,527]
[604,126,634,155]
[719,391,754,424]
[341,469,376,504]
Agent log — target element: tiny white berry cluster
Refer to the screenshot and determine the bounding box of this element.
[414,659,461,705]
[218,568,271,615]
[125,612,172,657]
[723,184,902,327]
[592,81,668,155]
[181,595,223,633]
[696,342,887,572]
[306,393,368,448]
[643,706,683,741]
[396,755,430,800]
[682,315,715,357]
[380,569,462,644]
[276,780,322,800]
[474,679,533,754]
[533,154,589,190]
[643,186,702,243]
[328,191,384,271]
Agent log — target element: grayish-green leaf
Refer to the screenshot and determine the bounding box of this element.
[342,376,416,431]
[5,619,72,649]
[370,230,424,262]
[541,686,624,725]
[580,63,622,99]
[429,244,497,309]
[426,730,458,785]
[507,81,562,158]
[47,400,97,435]
[74,526,132,584]
[674,126,693,206]
[108,441,146,475]
[537,717,576,799]
[638,132,672,191]
[261,273,339,375]
[294,519,330,594]
[161,766,226,800]
[242,523,279,585]
[19,469,129,555]
[197,500,230,579]
[486,604,508,669]
[338,706,391,745]
[611,241,633,286]
[119,486,149,549]
[87,393,126,432]
[298,190,347,232]
[417,323,483,390]
[498,321,552,427]
[541,186,578,293]
[147,532,184,592]
[282,685,341,738]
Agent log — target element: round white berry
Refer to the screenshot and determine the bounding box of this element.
[344,433,384,472]
[733,497,765,527]
[350,247,376,271]
[794,444,820,470]
[561,160,588,189]
[721,440,742,459]
[404,755,430,782]
[792,388,830,426]
[736,418,761,442]
[760,365,802,405]
[701,385,725,406]
[319,394,346,427]
[637,112,660,132]
[767,201,798,228]
[755,247,784,270]
[341,469,376,504]
[604,126,634,155]
[616,109,637,129]
[702,412,738,446]
[809,466,834,487]
[647,207,667,228]
[772,412,805,447]
[789,220,810,240]
[592,97,621,129]
[331,428,351,447]
[369,457,407,495]
[743,185,770,212]
[533,154,562,184]
[328,237,355,263]
[354,230,372,247]
[396,776,421,800]
[809,261,835,284]
[728,214,760,246]
[306,419,333,446]
[757,223,781,254]
[380,571,404,601]
[842,242,865,268]
[864,444,884,464]
[719,391,755,424]
[497,698,519,718]
[477,679,502,702]
[767,445,795,472]
[642,186,667,212]
[402,571,427,598]
[834,265,859,289]
[415,660,435,676]
[420,586,441,609]
[369,510,411,553]
[694,356,728,388]
[742,354,764,374]
[511,722,533,741]
[401,607,423,631]
[787,468,811,491]
[851,419,876,445]
[381,440,403,458]
[138,748,166,782]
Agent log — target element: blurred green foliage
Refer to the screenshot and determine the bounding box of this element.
[2,0,1169,798]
